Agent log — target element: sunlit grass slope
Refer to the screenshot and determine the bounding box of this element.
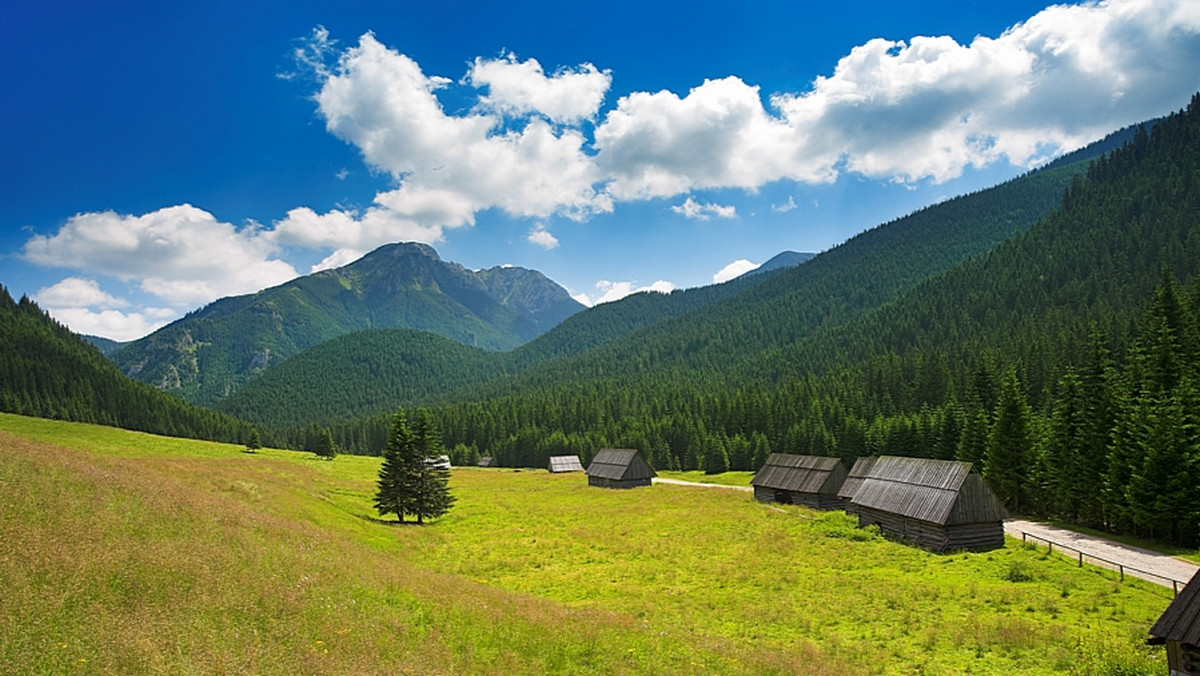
[0,414,1169,674]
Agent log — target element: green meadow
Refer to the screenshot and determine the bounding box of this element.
[0,413,1172,674]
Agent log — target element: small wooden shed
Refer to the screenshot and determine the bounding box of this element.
[1149,569,1200,674]
[751,454,848,509]
[585,449,656,489]
[850,455,1008,552]
[547,455,585,473]
[477,456,497,468]
[837,456,879,515]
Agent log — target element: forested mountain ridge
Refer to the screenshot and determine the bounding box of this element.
[0,287,251,443]
[217,329,507,428]
[431,146,1101,406]
[109,242,583,407]
[219,260,804,426]
[241,112,1126,436]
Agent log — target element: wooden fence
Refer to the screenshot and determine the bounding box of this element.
[1018,530,1188,596]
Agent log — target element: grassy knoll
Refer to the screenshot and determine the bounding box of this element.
[0,414,1170,674]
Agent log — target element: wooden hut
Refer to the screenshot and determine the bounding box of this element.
[477,456,497,468]
[837,456,879,515]
[547,455,585,473]
[1149,569,1200,674]
[585,449,655,489]
[751,454,848,509]
[850,456,1008,552]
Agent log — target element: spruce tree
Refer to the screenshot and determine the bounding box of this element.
[245,428,261,453]
[410,409,455,524]
[375,409,417,522]
[313,428,338,460]
[984,368,1033,513]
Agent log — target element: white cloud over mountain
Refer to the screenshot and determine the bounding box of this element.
[23,205,298,306]
[34,278,176,341]
[713,259,760,283]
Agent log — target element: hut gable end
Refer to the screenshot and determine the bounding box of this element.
[586,449,655,488]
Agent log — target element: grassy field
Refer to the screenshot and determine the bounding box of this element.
[0,413,1174,674]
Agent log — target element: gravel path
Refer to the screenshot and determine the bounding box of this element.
[1005,519,1198,589]
[652,477,752,492]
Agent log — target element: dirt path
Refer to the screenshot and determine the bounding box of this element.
[1005,519,1198,589]
[652,477,752,492]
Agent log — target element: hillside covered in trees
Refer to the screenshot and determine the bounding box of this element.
[0,287,252,443]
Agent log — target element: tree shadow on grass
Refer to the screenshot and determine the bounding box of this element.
[358,513,423,526]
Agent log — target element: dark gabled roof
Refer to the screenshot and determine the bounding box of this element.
[478,456,496,467]
[837,456,879,501]
[548,455,584,473]
[751,454,847,495]
[586,449,656,481]
[1150,569,1200,646]
[850,456,1008,525]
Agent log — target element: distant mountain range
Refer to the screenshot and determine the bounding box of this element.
[109,242,583,407]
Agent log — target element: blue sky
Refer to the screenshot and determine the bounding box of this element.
[3,0,1199,340]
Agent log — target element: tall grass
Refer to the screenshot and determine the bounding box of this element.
[0,414,1168,674]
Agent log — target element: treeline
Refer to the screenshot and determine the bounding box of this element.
[0,288,253,444]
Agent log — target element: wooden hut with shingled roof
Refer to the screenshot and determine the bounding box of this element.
[751,454,848,509]
[1149,569,1200,674]
[837,456,879,516]
[477,456,497,468]
[547,455,584,473]
[850,455,1008,552]
[585,449,655,489]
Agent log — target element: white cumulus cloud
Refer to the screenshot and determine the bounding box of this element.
[311,32,612,232]
[34,278,176,341]
[713,259,761,283]
[23,205,299,307]
[527,224,560,250]
[467,51,612,124]
[577,279,676,306]
[671,196,738,220]
[772,196,798,213]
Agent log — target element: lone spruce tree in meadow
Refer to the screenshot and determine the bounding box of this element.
[245,428,261,453]
[313,427,338,460]
[374,408,454,524]
[410,409,455,524]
